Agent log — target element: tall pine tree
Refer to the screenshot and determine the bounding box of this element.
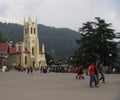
[73,17,118,67]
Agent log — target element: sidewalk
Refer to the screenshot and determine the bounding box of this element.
[0,71,120,100]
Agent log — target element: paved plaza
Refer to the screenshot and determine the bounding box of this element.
[0,71,120,100]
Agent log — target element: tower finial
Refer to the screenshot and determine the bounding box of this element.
[28,15,31,21]
[42,43,45,54]
[24,17,26,24]
[35,17,37,24]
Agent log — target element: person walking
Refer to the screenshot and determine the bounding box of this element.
[79,65,85,79]
[89,63,99,87]
[99,62,105,83]
[30,66,33,75]
[76,65,85,79]
[95,63,99,84]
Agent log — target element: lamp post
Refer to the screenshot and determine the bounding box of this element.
[108,53,112,65]
[82,53,86,67]
[70,57,73,65]
[108,53,112,73]
[49,59,53,65]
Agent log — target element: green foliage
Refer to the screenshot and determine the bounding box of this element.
[0,22,80,62]
[37,24,81,61]
[0,22,23,42]
[73,17,118,67]
[45,52,54,65]
[0,30,8,42]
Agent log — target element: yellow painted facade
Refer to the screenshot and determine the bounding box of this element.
[8,17,46,68]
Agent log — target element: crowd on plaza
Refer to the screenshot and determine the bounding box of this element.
[0,62,119,88]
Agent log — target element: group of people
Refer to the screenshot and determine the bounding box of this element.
[26,62,106,88]
[27,66,33,74]
[89,62,105,87]
[75,62,105,88]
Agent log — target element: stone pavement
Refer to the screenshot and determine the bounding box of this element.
[0,71,120,100]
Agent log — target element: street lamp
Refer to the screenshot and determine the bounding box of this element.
[70,57,73,60]
[69,57,73,65]
[49,59,53,65]
[109,53,112,57]
[108,53,112,64]
[108,53,112,73]
[82,53,86,67]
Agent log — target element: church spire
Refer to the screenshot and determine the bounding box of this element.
[24,17,26,24]
[28,15,31,22]
[35,17,37,24]
[42,43,45,54]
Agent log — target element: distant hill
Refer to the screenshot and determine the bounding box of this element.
[0,22,81,61]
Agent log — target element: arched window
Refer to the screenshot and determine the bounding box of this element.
[25,28,26,34]
[32,47,34,55]
[31,27,32,34]
[34,28,36,34]
[25,56,27,64]
[27,28,29,34]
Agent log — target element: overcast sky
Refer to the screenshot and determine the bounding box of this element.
[0,0,120,32]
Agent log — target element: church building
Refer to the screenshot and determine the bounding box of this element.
[8,17,46,68]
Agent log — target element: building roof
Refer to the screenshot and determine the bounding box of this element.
[9,46,29,54]
[0,43,9,53]
[0,42,42,55]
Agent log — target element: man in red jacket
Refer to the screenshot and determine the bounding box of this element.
[89,63,99,87]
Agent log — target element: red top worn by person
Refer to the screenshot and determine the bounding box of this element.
[89,65,95,75]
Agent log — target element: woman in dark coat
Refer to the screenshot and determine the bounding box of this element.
[76,65,85,79]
